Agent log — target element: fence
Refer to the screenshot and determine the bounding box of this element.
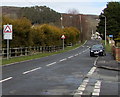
[2,46,63,59]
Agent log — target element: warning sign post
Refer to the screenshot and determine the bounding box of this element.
[3,24,12,40]
[3,24,13,59]
[61,35,66,50]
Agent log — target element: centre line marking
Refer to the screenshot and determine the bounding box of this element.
[68,56,74,59]
[59,58,67,62]
[46,62,56,67]
[23,67,41,74]
[0,77,13,83]
[75,54,78,56]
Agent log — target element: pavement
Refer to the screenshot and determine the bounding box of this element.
[95,53,120,71]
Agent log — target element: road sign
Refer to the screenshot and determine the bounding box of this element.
[61,35,65,39]
[3,24,13,59]
[109,35,113,38]
[3,24,13,40]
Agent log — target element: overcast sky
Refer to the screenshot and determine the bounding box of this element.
[1,0,120,15]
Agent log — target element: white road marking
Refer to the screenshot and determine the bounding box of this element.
[74,78,89,96]
[0,77,13,83]
[92,80,101,96]
[83,40,87,45]
[74,57,98,96]
[59,58,67,62]
[46,62,57,67]
[68,56,74,59]
[74,54,78,56]
[87,67,96,76]
[74,47,79,50]
[94,56,99,66]
[23,67,41,74]
[87,46,90,48]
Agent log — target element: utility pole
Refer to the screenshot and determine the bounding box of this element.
[102,15,107,46]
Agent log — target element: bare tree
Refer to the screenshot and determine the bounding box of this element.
[67,8,79,15]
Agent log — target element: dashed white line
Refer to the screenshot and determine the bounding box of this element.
[74,78,89,96]
[82,51,85,53]
[74,54,78,56]
[74,56,99,96]
[23,67,41,74]
[59,58,67,62]
[87,46,90,48]
[46,62,57,67]
[87,66,96,76]
[0,77,13,83]
[68,56,74,59]
[92,80,101,96]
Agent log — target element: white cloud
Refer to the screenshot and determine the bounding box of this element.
[1,0,120,3]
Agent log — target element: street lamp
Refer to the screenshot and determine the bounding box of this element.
[101,15,106,46]
[60,14,64,29]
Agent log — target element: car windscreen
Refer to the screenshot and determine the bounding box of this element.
[91,45,103,50]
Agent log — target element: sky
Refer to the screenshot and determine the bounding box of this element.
[1,0,120,15]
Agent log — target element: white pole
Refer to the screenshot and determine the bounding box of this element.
[7,39,9,59]
[105,16,106,46]
[63,39,64,50]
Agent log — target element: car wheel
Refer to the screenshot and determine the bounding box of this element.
[104,53,106,56]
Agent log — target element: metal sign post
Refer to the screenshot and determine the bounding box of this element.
[63,38,64,50]
[7,39,9,59]
[61,35,65,50]
[3,24,13,59]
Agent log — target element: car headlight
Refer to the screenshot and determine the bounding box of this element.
[100,50,103,52]
[91,50,94,52]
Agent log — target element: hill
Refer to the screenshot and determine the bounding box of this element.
[2,6,21,19]
[2,6,61,26]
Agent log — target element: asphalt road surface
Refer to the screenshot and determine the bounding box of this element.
[1,40,119,96]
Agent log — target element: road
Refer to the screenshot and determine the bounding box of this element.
[1,40,119,96]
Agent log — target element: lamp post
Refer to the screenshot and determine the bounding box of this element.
[102,15,106,46]
[60,14,64,29]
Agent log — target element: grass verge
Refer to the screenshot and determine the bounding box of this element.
[2,41,86,65]
[102,40,112,52]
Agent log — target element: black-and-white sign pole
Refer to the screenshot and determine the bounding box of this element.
[7,39,9,59]
[3,24,13,59]
[63,38,64,50]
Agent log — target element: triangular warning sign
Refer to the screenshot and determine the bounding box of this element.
[4,25,12,33]
[61,35,65,39]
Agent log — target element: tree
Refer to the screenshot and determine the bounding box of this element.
[63,27,80,45]
[97,2,120,39]
[67,9,79,15]
[20,6,61,26]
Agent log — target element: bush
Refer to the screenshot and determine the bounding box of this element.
[2,16,81,47]
[63,27,80,45]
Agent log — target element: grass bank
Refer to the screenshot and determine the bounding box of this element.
[102,40,112,52]
[2,41,86,65]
